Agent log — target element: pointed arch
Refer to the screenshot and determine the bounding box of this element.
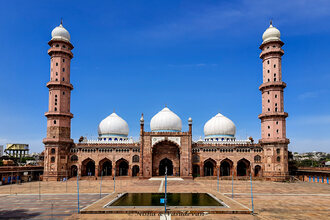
[82,158,95,176]
[132,165,140,177]
[220,158,233,176]
[204,158,216,176]
[237,158,251,176]
[116,158,129,176]
[254,165,262,177]
[70,165,78,177]
[99,158,112,176]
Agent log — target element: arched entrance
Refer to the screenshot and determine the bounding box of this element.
[204,159,216,176]
[71,165,78,177]
[254,165,262,177]
[159,158,173,176]
[237,159,250,176]
[82,158,95,176]
[116,159,129,176]
[220,159,233,176]
[192,164,200,177]
[132,165,140,177]
[99,158,112,176]
[152,140,180,176]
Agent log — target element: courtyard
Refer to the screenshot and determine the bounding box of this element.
[0,178,329,219]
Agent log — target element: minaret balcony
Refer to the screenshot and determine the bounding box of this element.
[45,111,73,118]
[259,81,286,91]
[47,81,73,90]
[43,137,74,145]
[258,112,288,119]
[259,138,290,145]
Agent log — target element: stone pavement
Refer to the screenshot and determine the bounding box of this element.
[0,179,329,219]
[0,194,106,219]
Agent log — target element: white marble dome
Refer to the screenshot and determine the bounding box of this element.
[98,113,129,137]
[51,22,71,42]
[262,22,281,44]
[150,107,182,132]
[204,113,236,138]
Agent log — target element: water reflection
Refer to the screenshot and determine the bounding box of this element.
[110,193,223,206]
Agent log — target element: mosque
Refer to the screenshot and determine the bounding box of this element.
[43,21,289,181]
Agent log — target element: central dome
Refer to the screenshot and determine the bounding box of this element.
[98,112,129,137]
[150,107,182,132]
[204,113,236,138]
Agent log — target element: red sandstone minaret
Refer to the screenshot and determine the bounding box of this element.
[43,21,74,181]
[259,21,289,180]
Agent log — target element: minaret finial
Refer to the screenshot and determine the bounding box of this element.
[270,19,272,26]
[61,18,63,25]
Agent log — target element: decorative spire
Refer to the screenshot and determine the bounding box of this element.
[140,113,144,123]
[165,104,167,107]
[60,18,63,25]
[270,19,272,25]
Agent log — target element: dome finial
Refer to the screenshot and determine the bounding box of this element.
[51,19,71,42]
[113,108,115,113]
[165,104,167,107]
[140,113,144,123]
[270,19,272,26]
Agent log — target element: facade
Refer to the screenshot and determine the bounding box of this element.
[43,21,289,181]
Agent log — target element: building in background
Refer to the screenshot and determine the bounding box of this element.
[4,144,29,159]
[0,145,3,157]
[43,21,289,181]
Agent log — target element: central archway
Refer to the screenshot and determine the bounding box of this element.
[159,158,173,176]
[99,158,112,176]
[152,140,180,176]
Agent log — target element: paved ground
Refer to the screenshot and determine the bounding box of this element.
[0,193,106,219]
[0,179,329,219]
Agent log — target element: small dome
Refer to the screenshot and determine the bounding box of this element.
[51,22,71,42]
[98,112,129,137]
[204,113,236,138]
[150,107,182,132]
[262,21,280,44]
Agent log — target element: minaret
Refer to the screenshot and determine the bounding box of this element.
[43,21,74,181]
[259,21,289,180]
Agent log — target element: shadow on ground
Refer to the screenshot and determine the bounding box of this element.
[0,209,41,219]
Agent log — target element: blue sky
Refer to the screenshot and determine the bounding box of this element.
[0,0,329,153]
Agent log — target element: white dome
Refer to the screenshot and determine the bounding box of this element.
[98,113,129,137]
[204,113,236,138]
[51,23,71,42]
[262,22,280,43]
[150,107,182,132]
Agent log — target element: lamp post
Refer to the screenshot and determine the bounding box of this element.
[165,166,167,214]
[77,172,80,213]
[114,165,116,192]
[250,173,254,214]
[217,167,219,192]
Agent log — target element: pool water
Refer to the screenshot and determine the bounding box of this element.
[108,193,223,207]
